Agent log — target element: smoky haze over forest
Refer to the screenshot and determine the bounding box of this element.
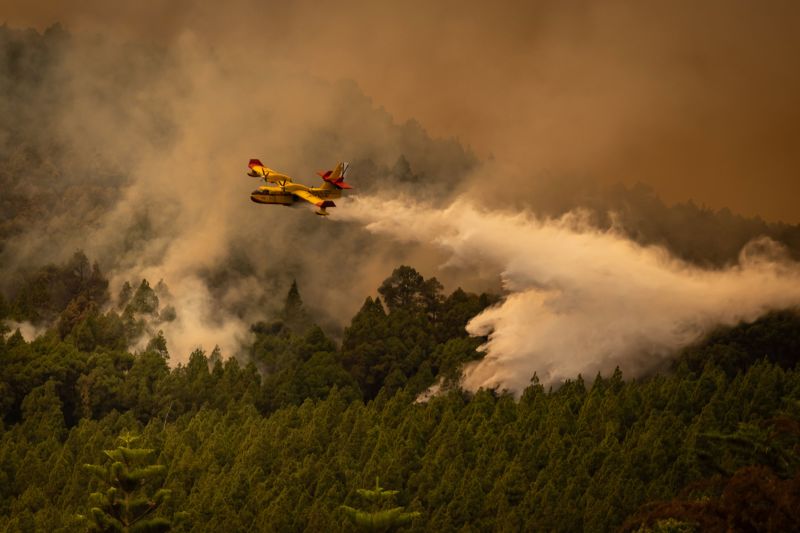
[0,23,480,364]
[2,2,800,392]
[4,7,800,530]
[7,0,800,223]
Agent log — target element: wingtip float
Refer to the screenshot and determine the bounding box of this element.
[248,160,352,216]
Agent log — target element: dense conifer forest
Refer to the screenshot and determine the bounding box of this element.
[1,255,799,531]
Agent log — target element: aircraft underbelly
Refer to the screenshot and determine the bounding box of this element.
[250,192,294,205]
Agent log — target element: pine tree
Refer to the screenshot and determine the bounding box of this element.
[375,265,448,319]
[341,477,421,532]
[281,279,309,333]
[118,282,133,309]
[128,280,159,316]
[79,431,183,532]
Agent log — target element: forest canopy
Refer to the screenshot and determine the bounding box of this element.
[2,255,800,531]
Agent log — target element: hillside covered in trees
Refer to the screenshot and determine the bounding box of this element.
[1,254,800,532]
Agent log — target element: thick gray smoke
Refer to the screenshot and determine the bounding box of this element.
[3,20,800,369]
[0,28,476,362]
[338,195,800,392]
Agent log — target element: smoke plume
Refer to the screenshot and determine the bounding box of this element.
[339,195,800,392]
[7,0,800,222]
[3,9,800,369]
[0,26,477,362]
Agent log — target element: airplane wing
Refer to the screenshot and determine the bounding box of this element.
[248,159,292,183]
[293,189,336,208]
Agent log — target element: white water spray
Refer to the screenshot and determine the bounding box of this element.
[338,195,800,392]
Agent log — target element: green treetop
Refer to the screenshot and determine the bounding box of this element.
[281,279,310,333]
[80,431,183,532]
[341,477,421,532]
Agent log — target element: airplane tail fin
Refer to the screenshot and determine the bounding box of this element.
[318,162,353,189]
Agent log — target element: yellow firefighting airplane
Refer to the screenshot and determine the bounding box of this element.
[248,159,352,216]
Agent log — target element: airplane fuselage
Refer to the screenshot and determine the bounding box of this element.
[250,183,342,205]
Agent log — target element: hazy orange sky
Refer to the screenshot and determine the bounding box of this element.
[4,0,799,222]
